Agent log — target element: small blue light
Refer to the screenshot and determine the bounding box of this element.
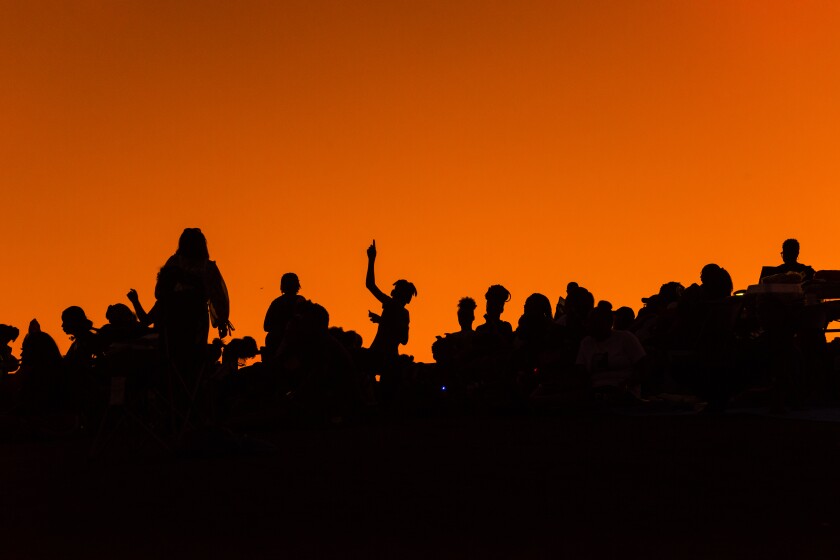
[441,386,447,391]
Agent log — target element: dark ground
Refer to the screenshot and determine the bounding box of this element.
[2,410,840,559]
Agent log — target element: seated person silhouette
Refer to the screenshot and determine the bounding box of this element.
[365,240,417,366]
[576,306,646,398]
[263,272,307,361]
[761,238,815,282]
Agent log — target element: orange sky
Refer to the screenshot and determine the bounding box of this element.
[2,1,840,362]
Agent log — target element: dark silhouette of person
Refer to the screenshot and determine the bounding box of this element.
[576,306,646,399]
[61,306,103,370]
[456,296,477,333]
[155,228,231,389]
[98,303,151,347]
[365,240,416,361]
[432,297,477,365]
[475,285,513,340]
[0,324,20,378]
[263,272,307,361]
[680,263,733,305]
[614,307,635,331]
[17,319,65,414]
[61,306,105,423]
[515,293,553,343]
[769,238,815,281]
[274,301,359,420]
[514,293,555,382]
[555,282,579,320]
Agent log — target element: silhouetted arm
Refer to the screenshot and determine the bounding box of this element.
[207,261,233,338]
[127,289,152,326]
[365,240,389,305]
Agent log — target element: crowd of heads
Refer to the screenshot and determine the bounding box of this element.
[2,235,838,433]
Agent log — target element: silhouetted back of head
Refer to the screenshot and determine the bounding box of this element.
[782,238,800,264]
[700,263,733,299]
[106,303,137,327]
[524,293,553,320]
[392,279,417,305]
[22,328,62,369]
[597,300,613,312]
[614,306,635,330]
[659,281,684,304]
[176,228,210,260]
[280,272,301,295]
[566,285,595,319]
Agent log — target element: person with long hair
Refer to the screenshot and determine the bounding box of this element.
[155,228,232,388]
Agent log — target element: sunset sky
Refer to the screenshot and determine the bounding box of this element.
[2,1,840,362]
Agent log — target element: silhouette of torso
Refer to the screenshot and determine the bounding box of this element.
[371,300,409,357]
[264,294,306,357]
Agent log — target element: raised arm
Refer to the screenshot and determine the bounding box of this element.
[127,289,152,326]
[365,240,389,304]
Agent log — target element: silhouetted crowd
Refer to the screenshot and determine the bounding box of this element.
[3,231,840,442]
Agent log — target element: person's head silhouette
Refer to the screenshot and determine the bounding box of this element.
[781,238,800,265]
[176,228,210,260]
[523,293,553,320]
[280,272,301,295]
[485,285,511,319]
[391,280,417,306]
[700,263,733,299]
[61,306,94,336]
[457,297,477,331]
[105,303,137,327]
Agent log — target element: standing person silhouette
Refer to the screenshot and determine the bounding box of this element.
[263,272,307,361]
[155,228,232,390]
[365,240,416,395]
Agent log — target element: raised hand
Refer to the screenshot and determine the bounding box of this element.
[367,239,377,260]
[127,288,140,303]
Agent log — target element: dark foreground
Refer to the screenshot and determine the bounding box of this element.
[2,411,840,559]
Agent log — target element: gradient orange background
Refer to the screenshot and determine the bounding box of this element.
[2,1,839,363]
